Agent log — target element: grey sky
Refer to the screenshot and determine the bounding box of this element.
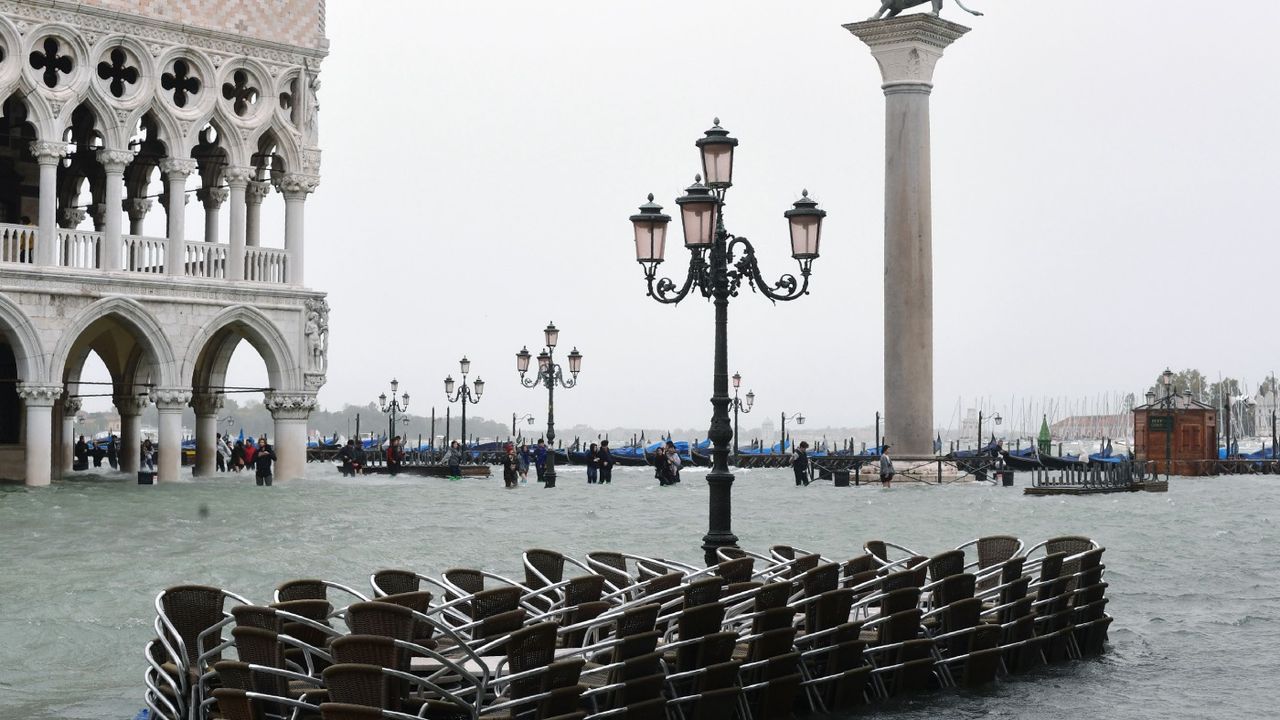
[205,0,1280,431]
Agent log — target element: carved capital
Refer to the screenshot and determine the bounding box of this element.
[17,384,63,407]
[265,392,318,420]
[97,148,136,173]
[29,140,69,164]
[189,393,224,416]
[844,15,969,88]
[246,180,273,204]
[152,387,193,410]
[274,173,320,199]
[158,157,198,177]
[197,186,230,209]
[58,207,87,229]
[63,397,83,416]
[124,197,153,221]
[114,394,151,416]
[222,166,254,188]
[304,373,327,391]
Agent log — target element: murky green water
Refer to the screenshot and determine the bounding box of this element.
[2,465,1277,719]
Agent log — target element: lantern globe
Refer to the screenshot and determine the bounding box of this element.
[630,194,672,264]
[444,376,455,395]
[695,118,738,188]
[460,356,471,375]
[567,348,583,375]
[732,372,741,389]
[516,347,531,374]
[544,323,559,350]
[675,176,718,250]
[474,377,485,398]
[784,190,826,261]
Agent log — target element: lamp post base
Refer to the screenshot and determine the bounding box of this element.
[702,469,738,566]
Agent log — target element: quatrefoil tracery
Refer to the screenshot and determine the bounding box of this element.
[29,37,73,89]
[96,47,139,98]
[161,59,200,108]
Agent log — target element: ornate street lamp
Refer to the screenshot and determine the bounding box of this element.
[517,323,581,488]
[512,413,535,438]
[781,412,805,455]
[445,356,483,463]
[730,372,754,461]
[631,119,826,564]
[377,378,410,443]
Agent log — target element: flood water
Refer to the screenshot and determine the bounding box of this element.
[2,465,1278,719]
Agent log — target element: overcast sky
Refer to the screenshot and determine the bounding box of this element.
[208,0,1280,432]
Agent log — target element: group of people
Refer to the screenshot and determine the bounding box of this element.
[653,440,683,486]
[213,433,277,482]
[790,441,896,487]
[586,441,614,484]
[72,434,118,470]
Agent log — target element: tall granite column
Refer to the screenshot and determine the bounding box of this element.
[18,384,61,486]
[153,388,191,482]
[846,15,968,456]
[115,394,148,474]
[190,393,223,477]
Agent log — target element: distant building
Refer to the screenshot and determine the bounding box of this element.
[1255,387,1279,439]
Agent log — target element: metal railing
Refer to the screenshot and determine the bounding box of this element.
[56,229,102,269]
[0,223,36,264]
[245,247,288,283]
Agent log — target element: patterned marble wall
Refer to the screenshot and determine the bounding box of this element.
[76,0,325,49]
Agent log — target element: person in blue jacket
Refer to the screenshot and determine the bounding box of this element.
[534,439,548,482]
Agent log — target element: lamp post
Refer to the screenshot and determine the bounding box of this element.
[875,411,881,453]
[512,413,535,438]
[445,356,484,463]
[517,323,582,488]
[730,372,754,460]
[631,119,826,565]
[977,411,1002,451]
[377,379,409,444]
[780,412,805,455]
[1160,367,1174,479]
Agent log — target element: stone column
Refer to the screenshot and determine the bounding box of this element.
[190,393,223,477]
[61,397,82,475]
[224,168,252,280]
[846,15,968,456]
[265,392,317,481]
[18,384,61,486]
[245,180,271,247]
[29,141,68,267]
[159,158,197,277]
[115,394,148,474]
[125,198,152,236]
[276,174,319,286]
[97,149,135,271]
[152,388,191,482]
[196,186,228,244]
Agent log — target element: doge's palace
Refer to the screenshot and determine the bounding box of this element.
[0,0,328,484]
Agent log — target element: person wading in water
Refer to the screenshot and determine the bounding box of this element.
[792,441,812,486]
[879,446,895,488]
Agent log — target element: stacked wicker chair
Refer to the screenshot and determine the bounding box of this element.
[143,537,1112,720]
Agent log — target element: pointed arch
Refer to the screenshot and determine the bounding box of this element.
[0,291,47,382]
[51,296,178,389]
[124,102,181,157]
[183,305,297,393]
[248,121,300,175]
[57,92,122,149]
[4,80,57,141]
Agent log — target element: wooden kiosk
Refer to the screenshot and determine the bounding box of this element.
[1133,394,1217,477]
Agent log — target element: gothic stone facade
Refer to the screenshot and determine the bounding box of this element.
[0,0,327,484]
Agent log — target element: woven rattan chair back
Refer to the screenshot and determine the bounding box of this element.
[212,688,260,720]
[881,571,923,594]
[714,557,754,584]
[940,597,982,635]
[876,608,923,645]
[443,568,485,600]
[789,553,821,579]
[377,591,435,644]
[802,563,840,599]
[525,548,567,588]
[723,581,762,602]
[1046,536,1094,557]
[322,663,388,708]
[976,536,1021,569]
[231,605,280,632]
[677,602,726,641]
[640,572,682,598]
[770,545,797,561]
[753,582,793,612]
[615,630,662,661]
[473,586,523,620]
[563,601,610,647]
[276,579,327,602]
[587,551,632,591]
[863,541,888,563]
[684,577,727,608]
[507,622,559,673]
[478,608,528,642]
[752,606,795,635]
[928,551,966,582]
[330,634,399,668]
[844,554,876,576]
[371,570,420,597]
[810,589,855,636]
[617,603,661,638]
[678,632,738,674]
[934,573,976,607]
[878,587,921,617]
[213,660,253,691]
[748,626,797,662]
[345,601,415,641]
[270,598,332,624]
[564,574,606,607]
[160,584,228,665]
[231,626,284,667]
